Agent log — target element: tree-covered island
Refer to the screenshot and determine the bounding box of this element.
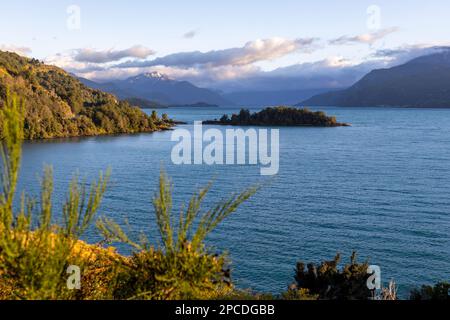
[203,106,350,127]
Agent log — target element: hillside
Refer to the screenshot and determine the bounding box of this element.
[80,72,232,106]
[124,97,168,109]
[0,51,172,139]
[301,51,450,108]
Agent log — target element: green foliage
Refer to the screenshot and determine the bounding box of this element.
[151,110,158,122]
[0,92,24,225]
[205,106,347,127]
[0,92,110,299]
[286,252,372,300]
[0,51,32,76]
[410,282,450,300]
[0,97,446,300]
[0,50,172,140]
[0,92,440,302]
[282,287,319,300]
[0,90,259,301]
[105,244,230,300]
[97,171,259,300]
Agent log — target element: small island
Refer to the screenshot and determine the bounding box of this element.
[203,106,350,127]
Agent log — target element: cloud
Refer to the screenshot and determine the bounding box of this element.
[44,52,108,79]
[74,63,260,84]
[330,27,399,45]
[202,44,450,91]
[238,44,450,92]
[372,44,450,64]
[80,66,197,82]
[73,45,155,63]
[49,38,449,94]
[115,37,319,69]
[47,37,319,83]
[207,58,377,92]
[0,44,32,56]
[183,30,198,39]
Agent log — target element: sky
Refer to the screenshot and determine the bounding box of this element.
[1,0,449,90]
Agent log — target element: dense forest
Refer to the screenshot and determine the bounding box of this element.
[124,97,168,109]
[0,51,173,139]
[203,106,349,127]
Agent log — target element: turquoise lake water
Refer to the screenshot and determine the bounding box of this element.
[17,106,450,297]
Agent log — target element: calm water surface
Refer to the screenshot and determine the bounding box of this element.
[18,106,450,297]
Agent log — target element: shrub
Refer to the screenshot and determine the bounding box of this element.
[410,282,450,300]
[286,252,372,300]
[97,172,259,300]
[0,93,110,299]
[0,92,259,300]
[0,91,260,300]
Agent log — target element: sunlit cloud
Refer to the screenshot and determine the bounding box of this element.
[78,66,197,82]
[45,37,320,82]
[0,44,32,56]
[45,53,103,73]
[330,27,399,45]
[115,37,319,69]
[73,45,155,63]
[44,38,450,93]
[210,57,376,92]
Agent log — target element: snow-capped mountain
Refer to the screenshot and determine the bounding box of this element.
[79,72,231,106]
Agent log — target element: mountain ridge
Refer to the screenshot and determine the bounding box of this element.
[223,88,339,106]
[300,51,450,108]
[79,73,232,106]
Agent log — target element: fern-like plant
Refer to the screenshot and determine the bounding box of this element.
[97,170,259,299]
[0,91,260,300]
[0,92,110,299]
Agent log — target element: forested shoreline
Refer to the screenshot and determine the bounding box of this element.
[0,51,174,140]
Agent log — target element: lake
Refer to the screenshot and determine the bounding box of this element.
[17,106,450,297]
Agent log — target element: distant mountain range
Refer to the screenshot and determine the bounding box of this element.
[80,73,336,107]
[79,72,231,106]
[222,89,334,106]
[78,51,450,109]
[301,51,450,108]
